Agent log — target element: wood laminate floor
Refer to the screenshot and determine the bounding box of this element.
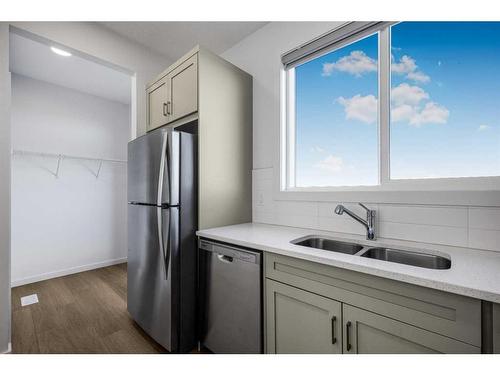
[11,263,198,354]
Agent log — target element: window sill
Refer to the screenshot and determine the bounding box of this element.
[275,176,500,207]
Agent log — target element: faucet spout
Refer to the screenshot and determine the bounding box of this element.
[334,203,376,240]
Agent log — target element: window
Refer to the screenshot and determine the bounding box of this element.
[292,34,378,187]
[390,22,500,179]
[282,22,500,194]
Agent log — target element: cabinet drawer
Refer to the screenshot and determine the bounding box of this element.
[265,253,481,347]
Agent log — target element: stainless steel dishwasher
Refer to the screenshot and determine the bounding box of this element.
[199,239,262,353]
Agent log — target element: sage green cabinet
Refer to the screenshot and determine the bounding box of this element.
[342,304,479,354]
[168,54,198,123]
[146,54,198,132]
[146,76,169,131]
[493,303,500,353]
[265,253,483,354]
[266,279,341,354]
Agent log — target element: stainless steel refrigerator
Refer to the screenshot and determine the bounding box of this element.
[127,126,197,353]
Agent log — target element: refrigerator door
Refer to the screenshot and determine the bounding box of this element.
[127,203,179,351]
[128,127,179,206]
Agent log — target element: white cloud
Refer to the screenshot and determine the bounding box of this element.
[310,146,326,153]
[337,94,377,124]
[391,55,430,84]
[314,155,344,173]
[336,83,449,128]
[393,101,449,127]
[407,71,430,83]
[389,83,449,126]
[391,55,417,74]
[478,124,491,131]
[391,104,416,123]
[336,89,449,127]
[412,102,449,126]
[391,83,429,106]
[322,50,377,77]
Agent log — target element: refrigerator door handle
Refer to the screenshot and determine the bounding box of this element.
[157,207,171,280]
[157,130,170,206]
[156,130,170,280]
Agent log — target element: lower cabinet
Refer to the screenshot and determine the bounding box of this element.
[342,304,479,354]
[266,279,480,354]
[266,279,341,354]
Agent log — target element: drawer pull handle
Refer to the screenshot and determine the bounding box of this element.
[163,102,168,116]
[346,321,352,351]
[331,316,337,344]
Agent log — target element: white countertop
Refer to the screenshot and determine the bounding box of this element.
[197,222,500,303]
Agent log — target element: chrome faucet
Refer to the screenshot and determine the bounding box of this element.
[334,203,376,240]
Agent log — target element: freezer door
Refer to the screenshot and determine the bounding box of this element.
[128,127,179,206]
[127,204,179,351]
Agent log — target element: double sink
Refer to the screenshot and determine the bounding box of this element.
[292,236,451,270]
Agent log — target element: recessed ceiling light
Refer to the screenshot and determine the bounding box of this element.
[50,46,72,57]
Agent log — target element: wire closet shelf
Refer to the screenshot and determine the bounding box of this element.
[12,149,127,178]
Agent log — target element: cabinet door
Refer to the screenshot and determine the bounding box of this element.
[342,304,480,354]
[146,77,169,131]
[168,54,198,123]
[266,279,341,354]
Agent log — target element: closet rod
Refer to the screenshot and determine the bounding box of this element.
[12,149,127,164]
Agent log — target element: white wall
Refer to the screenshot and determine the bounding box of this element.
[0,23,12,354]
[11,74,129,285]
[10,22,170,137]
[222,22,500,252]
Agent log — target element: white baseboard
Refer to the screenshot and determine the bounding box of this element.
[11,257,127,287]
[1,342,12,354]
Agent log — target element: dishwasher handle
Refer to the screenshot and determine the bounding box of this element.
[217,254,234,263]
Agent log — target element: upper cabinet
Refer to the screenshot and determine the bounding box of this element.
[146,53,198,132]
[169,54,198,123]
[146,76,169,130]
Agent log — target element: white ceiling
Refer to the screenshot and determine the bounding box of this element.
[9,32,132,104]
[99,22,268,62]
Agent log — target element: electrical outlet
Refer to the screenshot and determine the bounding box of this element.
[257,191,264,206]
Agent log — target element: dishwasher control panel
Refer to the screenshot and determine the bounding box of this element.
[199,239,260,264]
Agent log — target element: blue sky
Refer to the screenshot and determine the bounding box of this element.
[294,22,500,187]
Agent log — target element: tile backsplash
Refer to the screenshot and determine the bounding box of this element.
[253,168,500,252]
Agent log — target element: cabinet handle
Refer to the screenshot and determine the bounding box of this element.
[163,102,168,116]
[346,321,352,351]
[166,101,171,115]
[331,316,337,344]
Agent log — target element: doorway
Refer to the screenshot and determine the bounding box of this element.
[9,29,140,353]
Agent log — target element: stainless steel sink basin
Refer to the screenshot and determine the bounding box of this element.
[292,237,363,255]
[360,247,451,270]
[291,235,451,270]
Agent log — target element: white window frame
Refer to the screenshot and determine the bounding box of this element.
[277,22,500,206]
